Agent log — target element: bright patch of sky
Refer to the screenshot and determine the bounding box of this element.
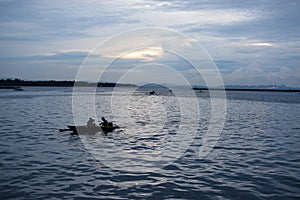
[0,0,299,86]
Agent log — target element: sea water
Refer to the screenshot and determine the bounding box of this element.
[0,87,299,199]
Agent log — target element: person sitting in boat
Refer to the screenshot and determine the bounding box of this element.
[87,117,96,127]
[107,122,113,128]
[100,117,108,127]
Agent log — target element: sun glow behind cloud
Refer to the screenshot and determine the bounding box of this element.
[118,47,164,61]
[250,42,274,47]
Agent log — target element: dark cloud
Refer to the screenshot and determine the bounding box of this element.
[33,51,92,61]
[0,51,93,62]
[0,0,138,41]
[178,1,300,41]
[214,60,239,70]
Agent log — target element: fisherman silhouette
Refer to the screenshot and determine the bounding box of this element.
[100,117,108,127]
[87,117,96,127]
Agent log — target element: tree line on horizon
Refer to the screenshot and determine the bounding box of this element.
[0,78,135,87]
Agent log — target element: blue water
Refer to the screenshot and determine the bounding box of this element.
[0,87,299,199]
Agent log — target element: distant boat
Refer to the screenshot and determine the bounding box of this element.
[14,87,23,91]
[192,87,205,90]
[149,90,156,95]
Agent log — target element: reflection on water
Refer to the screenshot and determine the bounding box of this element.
[0,87,299,199]
[82,92,202,172]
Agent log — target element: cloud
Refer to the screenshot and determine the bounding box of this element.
[249,43,274,47]
[0,51,97,64]
[197,3,299,41]
[279,66,292,79]
[34,51,91,60]
[109,47,164,62]
[0,0,139,41]
[0,50,101,80]
[224,64,293,85]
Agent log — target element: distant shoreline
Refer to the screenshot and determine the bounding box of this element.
[0,79,135,88]
[1,79,299,92]
[193,87,300,92]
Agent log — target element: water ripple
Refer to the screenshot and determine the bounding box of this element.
[0,87,299,199]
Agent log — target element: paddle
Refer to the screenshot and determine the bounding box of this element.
[59,128,71,132]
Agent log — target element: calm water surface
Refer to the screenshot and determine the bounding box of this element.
[0,87,299,199]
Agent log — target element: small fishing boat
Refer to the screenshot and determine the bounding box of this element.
[59,125,120,135]
[14,87,23,91]
[149,90,156,95]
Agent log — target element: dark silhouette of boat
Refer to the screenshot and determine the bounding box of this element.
[149,90,156,95]
[59,125,120,135]
[14,87,23,91]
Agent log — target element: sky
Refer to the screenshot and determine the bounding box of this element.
[0,0,300,87]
